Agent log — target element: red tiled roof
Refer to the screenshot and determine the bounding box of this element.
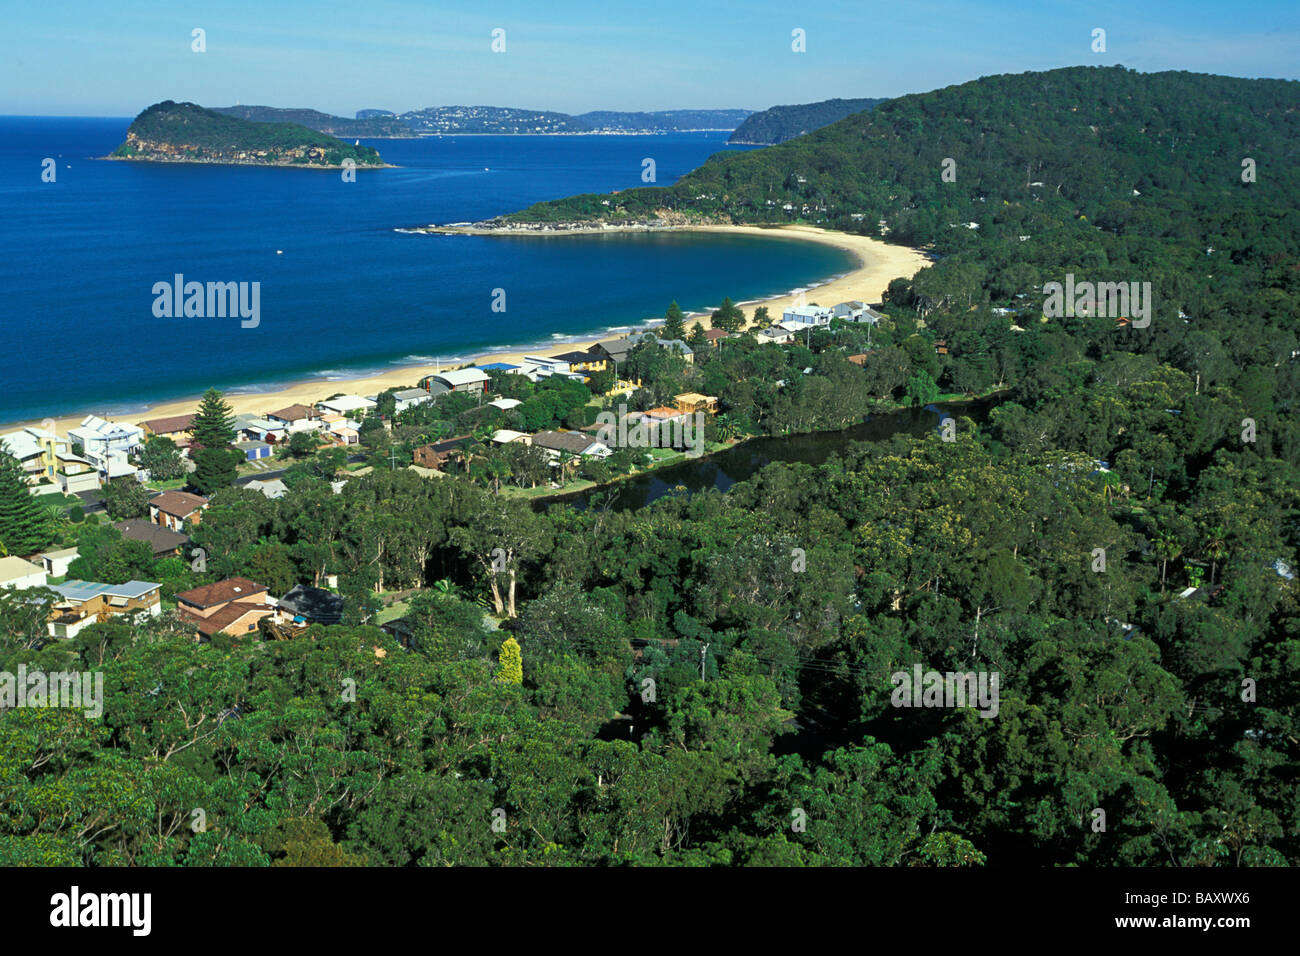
[192,600,272,636]
[175,577,267,609]
[141,414,194,435]
[150,490,209,518]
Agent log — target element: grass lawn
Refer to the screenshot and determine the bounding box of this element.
[375,601,409,625]
[39,493,85,511]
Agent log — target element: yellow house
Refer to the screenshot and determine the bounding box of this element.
[674,393,719,416]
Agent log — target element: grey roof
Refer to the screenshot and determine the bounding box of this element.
[54,579,160,602]
[116,520,190,556]
[392,388,431,401]
[531,430,606,455]
[277,583,345,624]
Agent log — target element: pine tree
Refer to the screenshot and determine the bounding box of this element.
[191,446,238,496]
[663,301,686,342]
[497,636,523,684]
[190,388,236,451]
[711,296,746,333]
[0,450,55,557]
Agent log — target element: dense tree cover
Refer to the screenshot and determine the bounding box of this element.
[2,67,1297,867]
[113,101,385,166]
[728,96,888,145]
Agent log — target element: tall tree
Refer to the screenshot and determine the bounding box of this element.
[190,388,236,451]
[662,301,687,342]
[0,450,54,556]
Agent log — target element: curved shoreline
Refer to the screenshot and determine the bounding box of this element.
[5,225,930,436]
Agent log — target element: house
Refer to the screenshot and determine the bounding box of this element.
[316,395,377,417]
[832,301,887,325]
[626,332,694,364]
[68,416,144,477]
[412,436,470,470]
[319,415,361,445]
[525,355,571,375]
[47,580,162,639]
[391,387,433,413]
[275,584,345,626]
[755,326,795,345]
[115,520,189,558]
[266,404,322,432]
[245,478,288,500]
[702,329,731,348]
[233,415,286,444]
[424,368,492,397]
[530,430,612,460]
[673,393,718,416]
[0,556,47,591]
[935,339,950,355]
[0,427,66,484]
[487,398,522,412]
[782,305,834,327]
[40,547,79,578]
[590,337,635,367]
[847,353,868,367]
[551,350,607,373]
[234,440,272,461]
[175,577,273,639]
[490,429,531,446]
[149,490,208,532]
[140,414,195,445]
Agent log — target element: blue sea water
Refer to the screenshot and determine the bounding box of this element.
[0,117,855,423]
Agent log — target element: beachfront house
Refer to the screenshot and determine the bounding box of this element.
[149,490,208,532]
[233,414,287,444]
[266,404,322,432]
[47,580,162,639]
[425,368,491,398]
[833,301,886,324]
[626,332,694,364]
[0,426,69,484]
[391,387,434,413]
[68,416,144,479]
[782,305,834,327]
[552,350,608,374]
[140,413,195,446]
[755,326,795,345]
[316,395,377,417]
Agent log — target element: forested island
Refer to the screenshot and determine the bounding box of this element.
[108,101,389,168]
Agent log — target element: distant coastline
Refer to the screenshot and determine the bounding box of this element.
[4,225,929,437]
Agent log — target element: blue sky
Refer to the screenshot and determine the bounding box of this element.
[3,0,1297,116]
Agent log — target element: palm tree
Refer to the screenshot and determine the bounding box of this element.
[1204,525,1227,585]
[1154,531,1184,594]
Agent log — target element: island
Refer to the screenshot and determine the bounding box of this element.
[107,101,391,169]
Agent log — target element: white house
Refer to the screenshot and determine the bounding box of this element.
[488,398,522,412]
[68,416,144,477]
[490,429,532,446]
[0,556,47,591]
[391,388,433,413]
[40,547,79,578]
[781,305,834,327]
[427,368,492,397]
[316,395,377,417]
[0,427,67,484]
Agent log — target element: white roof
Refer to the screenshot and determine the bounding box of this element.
[434,367,492,387]
[41,547,79,560]
[488,398,522,410]
[0,556,45,583]
[317,395,376,413]
[491,429,530,444]
[246,478,288,499]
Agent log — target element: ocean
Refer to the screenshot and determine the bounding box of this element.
[0,117,855,423]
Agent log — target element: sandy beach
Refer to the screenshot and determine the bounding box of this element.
[12,225,930,436]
